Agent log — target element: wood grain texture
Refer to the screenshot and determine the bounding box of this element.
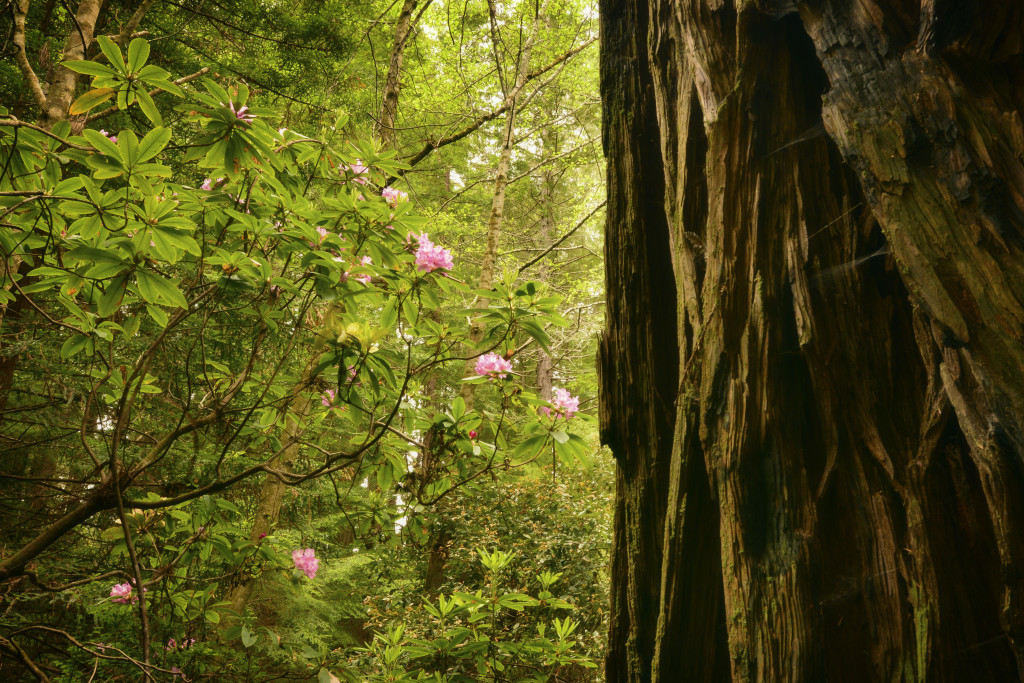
[600,0,1024,680]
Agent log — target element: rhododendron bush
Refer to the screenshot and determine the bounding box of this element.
[0,37,597,681]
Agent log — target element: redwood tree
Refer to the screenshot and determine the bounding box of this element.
[598,1,1024,681]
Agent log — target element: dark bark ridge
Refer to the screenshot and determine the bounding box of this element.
[599,0,1024,681]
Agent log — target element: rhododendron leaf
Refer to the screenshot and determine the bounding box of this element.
[70,88,115,115]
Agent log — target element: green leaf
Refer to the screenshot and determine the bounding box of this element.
[66,246,124,266]
[82,128,122,159]
[135,87,162,126]
[60,334,92,358]
[61,60,118,77]
[402,298,418,326]
[126,38,150,73]
[97,276,127,317]
[95,35,127,74]
[240,624,257,648]
[69,88,115,115]
[551,430,570,444]
[512,434,548,461]
[137,126,170,162]
[144,304,167,328]
[380,298,398,330]
[119,129,140,167]
[137,270,187,308]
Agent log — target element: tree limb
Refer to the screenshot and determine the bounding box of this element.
[0,119,93,150]
[518,200,606,275]
[0,635,51,682]
[119,0,157,44]
[12,0,48,111]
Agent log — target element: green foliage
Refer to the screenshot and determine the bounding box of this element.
[352,550,596,682]
[0,29,606,680]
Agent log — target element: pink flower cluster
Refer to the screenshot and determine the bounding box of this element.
[200,178,224,191]
[343,160,369,185]
[99,129,117,143]
[354,255,373,284]
[415,233,454,273]
[381,186,408,207]
[166,637,196,651]
[336,254,373,285]
[321,389,336,407]
[225,101,254,123]
[475,352,513,379]
[109,581,145,604]
[541,387,580,419]
[292,548,319,579]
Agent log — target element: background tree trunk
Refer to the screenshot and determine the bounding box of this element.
[461,1,548,407]
[376,0,429,150]
[599,1,1024,681]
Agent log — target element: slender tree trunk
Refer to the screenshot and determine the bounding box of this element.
[461,2,547,407]
[600,0,1024,681]
[227,369,315,616]
[376,0,430,150]
[534,131,558,401]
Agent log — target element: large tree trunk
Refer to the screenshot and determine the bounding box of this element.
[599,1,1024,681]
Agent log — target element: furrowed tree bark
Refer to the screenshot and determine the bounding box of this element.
[600,0,1024,681]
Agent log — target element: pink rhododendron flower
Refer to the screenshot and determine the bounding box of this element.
[381,186,408,207]
[354,256,373,284]
[414,233,454,273]
[343,160,369,185]
[469,430,478,440]
[110,581,145,604]
[541,387,580,419]
[110,582,133,603]
[475,353,513,379]
[200,178,224,191]
[99,129,117,143]
[292,548,319,579]
[224,101,254,123]
[321,389,336,407]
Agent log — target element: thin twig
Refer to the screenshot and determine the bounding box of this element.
[518,200,606,274]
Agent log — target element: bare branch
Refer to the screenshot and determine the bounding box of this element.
[119,0,158,44]
[0,119,93,150]
[518,200,606,275]
[0,635,51,682]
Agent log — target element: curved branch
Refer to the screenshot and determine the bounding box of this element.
[12,0,47,111]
